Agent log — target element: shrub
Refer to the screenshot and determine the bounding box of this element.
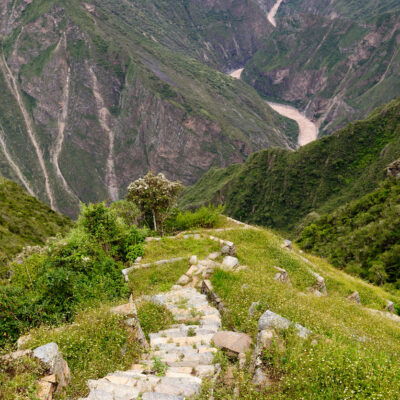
[165,205,224,232]
[137,302,175,339]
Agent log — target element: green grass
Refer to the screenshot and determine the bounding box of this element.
[201,227,400,399]
[142,237,221,263]
[137,302,175,339]
[0,355,46,400]
[129,259,190,298]
[20,306,142,399]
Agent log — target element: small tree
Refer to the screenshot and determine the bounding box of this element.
[126,172,183,233]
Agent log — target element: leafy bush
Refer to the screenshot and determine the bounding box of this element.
[165,205,224,232]
[0,203,146,347]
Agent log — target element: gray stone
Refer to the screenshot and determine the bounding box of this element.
[221,241,236,256]
[282,240,292,250]
[347,291,361,304]
[142,394,185,400]
[258,310,312,338]
[33,343,70,391]
[212,331,252,355]
[253,367,269,386]
[274,267,292,286]
[222,256,239,270]
[207,252,220,260]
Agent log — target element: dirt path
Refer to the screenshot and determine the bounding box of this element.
[267,0,284,27]
[229,68,318,146]
[0,54,56,209]
[89,66,119,201]
[0,122,35,196]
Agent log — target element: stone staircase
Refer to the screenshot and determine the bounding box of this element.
[80,286,221,400]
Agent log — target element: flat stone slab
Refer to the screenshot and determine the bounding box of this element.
[222,256,239,269]
[212,331,252,354]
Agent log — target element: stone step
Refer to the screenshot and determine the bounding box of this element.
[87,380,140,400]
[152,343,216,355]
[107,371,201,385]
[150,333,214,347]
[92,374,201,398]
[141,394,184,400]
[149,326,218,340]
[155,350,216,365]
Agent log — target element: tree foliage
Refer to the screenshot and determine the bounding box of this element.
[127,172,183,233]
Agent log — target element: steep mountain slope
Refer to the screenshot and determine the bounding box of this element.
[180,97,400,231]
[243,1,400,135]
[0,175,71,275]
[0,0,292,217]
[297,177,400,286]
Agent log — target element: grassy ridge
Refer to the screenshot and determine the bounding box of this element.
[180,97,400,232]
[0,176,71,274]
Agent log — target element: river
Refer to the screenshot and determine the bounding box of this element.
[228,68,318,146]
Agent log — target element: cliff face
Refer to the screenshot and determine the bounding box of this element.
[243,1,400,134]
[0,0,291,217]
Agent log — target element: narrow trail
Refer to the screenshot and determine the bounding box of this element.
[229,69,318,146]
[0,122,35,196]
[0,54,56,209]
[88,66,119,201]
[51,35,79,202]
[267,0,284,27]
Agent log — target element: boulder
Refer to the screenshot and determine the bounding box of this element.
[386,159,400,179]
[35,380,54,400]
[258,310,312,338]
[212,331,252,355]
[33,343,70,391]
[186,265,199,276]
[110,302,137,317]
[273,267,292,286]
[222,256,239,270]
[347,291,361,304]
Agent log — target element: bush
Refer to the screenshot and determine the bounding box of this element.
[165,205,224,232]
[137,302,175,339]
[0,202,146,347]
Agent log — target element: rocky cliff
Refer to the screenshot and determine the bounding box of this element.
[0,0,292,217]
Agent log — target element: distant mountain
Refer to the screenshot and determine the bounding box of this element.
[243,0,400,135]
[0,175,71,275]
[0,0,292,217]
[180,97,400,231]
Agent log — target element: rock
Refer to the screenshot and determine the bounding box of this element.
[110,302,137,317]
[1,349,33,361]
[177,275,190,285]
[36,380,54,400]
[207,252,220,260]
[252,367,270,386]
[186,265,199,276]
[386,159,400,179]
[189,255,198,265]
[385,300,395,313]
[236,265,247,272]
[221,241,237,256]
[222,256,239,270]
[42,375,57,384]
[309,271,327,295]
[282,240,292,250]
[347,291,361,304]
[248,301,260,317]
[307,287,323,297]
[17,334,32,350]
[33,343,70,391]
[201,279,213,294]
[273,267,292,286]
[258,310,312,338]
[212,331,252,355]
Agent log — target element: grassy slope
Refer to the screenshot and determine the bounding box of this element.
[0,176,71,272]
[180,97,400,231]
[17,219,400,399]
[297,178,400,285]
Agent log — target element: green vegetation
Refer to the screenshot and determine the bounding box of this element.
[298,178,400,287]
[20,307,142,398]
[181,97,400,232]
[0,202,145,346]
[0,354,46,399]
[137,302,175,340]
[0,176,71,276]
[200,227,400,399]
